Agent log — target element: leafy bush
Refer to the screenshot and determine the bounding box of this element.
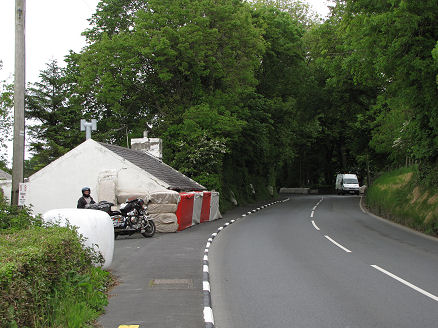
[0,226,110,327]
[0,197,42,232]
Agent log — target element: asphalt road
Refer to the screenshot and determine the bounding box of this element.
[209,195,438,328]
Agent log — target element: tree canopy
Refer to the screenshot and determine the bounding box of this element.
[22,0,438,205]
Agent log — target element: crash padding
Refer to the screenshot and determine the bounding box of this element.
[209,191,222,221]
[42,208,114,269]
[150,190,180,204]
[147,203,178,214]
[176,192,195,231]
[192,192,203,225]
[200,191,211,222]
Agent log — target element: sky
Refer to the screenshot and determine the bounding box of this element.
[0,0,100,83]
[0,0,330,165]
[0,0,331,84]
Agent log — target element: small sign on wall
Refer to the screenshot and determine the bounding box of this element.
[18,183,28,206]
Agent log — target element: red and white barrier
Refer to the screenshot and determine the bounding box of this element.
[209,191,221,221]
[200,192,211,223]
[176,191,221,231]
[176,192,195,231]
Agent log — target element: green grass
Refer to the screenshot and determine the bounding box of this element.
[366,166,438,236]
[39,267,111,328]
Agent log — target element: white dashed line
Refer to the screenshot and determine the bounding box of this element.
[324,235,352,253]
[310,211,314,218]
[371,265,438,302]
[311,220,320,231]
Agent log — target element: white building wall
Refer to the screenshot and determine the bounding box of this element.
[25,140,169,215]
[0,180,12,204]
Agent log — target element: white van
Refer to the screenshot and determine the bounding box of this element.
[335,174,360,195]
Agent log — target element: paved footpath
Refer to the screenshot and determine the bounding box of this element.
[98,201,274,328]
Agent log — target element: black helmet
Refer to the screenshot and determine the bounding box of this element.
[82,187,91,196]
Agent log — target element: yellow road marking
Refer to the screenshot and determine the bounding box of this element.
[118,326,140,328]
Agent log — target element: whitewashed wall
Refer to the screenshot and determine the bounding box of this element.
[0,180,12,203]
[25,140,168,215]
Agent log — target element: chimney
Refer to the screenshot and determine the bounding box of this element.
[131,130,162,160]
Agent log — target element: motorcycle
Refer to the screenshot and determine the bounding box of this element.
[91,198,156,239]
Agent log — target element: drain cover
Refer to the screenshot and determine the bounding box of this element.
[149,279,193,290]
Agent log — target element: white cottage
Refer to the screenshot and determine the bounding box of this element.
[24,139,206,215]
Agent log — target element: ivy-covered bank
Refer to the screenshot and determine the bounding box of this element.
[365,167,438,237]
[0,198,112,327]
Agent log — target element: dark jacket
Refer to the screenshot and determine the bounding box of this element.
[77,196,96,209]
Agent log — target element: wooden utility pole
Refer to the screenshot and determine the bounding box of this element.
[11,0,26,205]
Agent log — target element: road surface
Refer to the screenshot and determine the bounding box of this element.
[210,195,438,328]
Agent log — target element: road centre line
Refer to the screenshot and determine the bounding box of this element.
[324,235,352,253]
[371,265,438,302]
[311,220,320,231]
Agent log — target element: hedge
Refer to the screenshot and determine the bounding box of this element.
[0,226,110,327]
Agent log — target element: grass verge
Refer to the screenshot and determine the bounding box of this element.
[366,166,438,236]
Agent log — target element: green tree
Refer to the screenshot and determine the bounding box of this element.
[249,0,322,28]
[0,78,13,169]
[341,0,438,171]
[25,60,83,172]
[289,2,381,186]
[76,0,266,191]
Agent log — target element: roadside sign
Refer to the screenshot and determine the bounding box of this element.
[18,182,28,206]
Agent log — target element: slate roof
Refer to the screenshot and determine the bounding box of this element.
[0,169,11,180]
[99,142,206,191]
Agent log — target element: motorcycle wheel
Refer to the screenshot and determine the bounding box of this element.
[141,220,156,238]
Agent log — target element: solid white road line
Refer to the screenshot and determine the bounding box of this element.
[313,206,317,211]
[310,211,314,218]
[371,265,438,302]
[359,196,366,213]
[311,220,320,231]
[324,235,352,253]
